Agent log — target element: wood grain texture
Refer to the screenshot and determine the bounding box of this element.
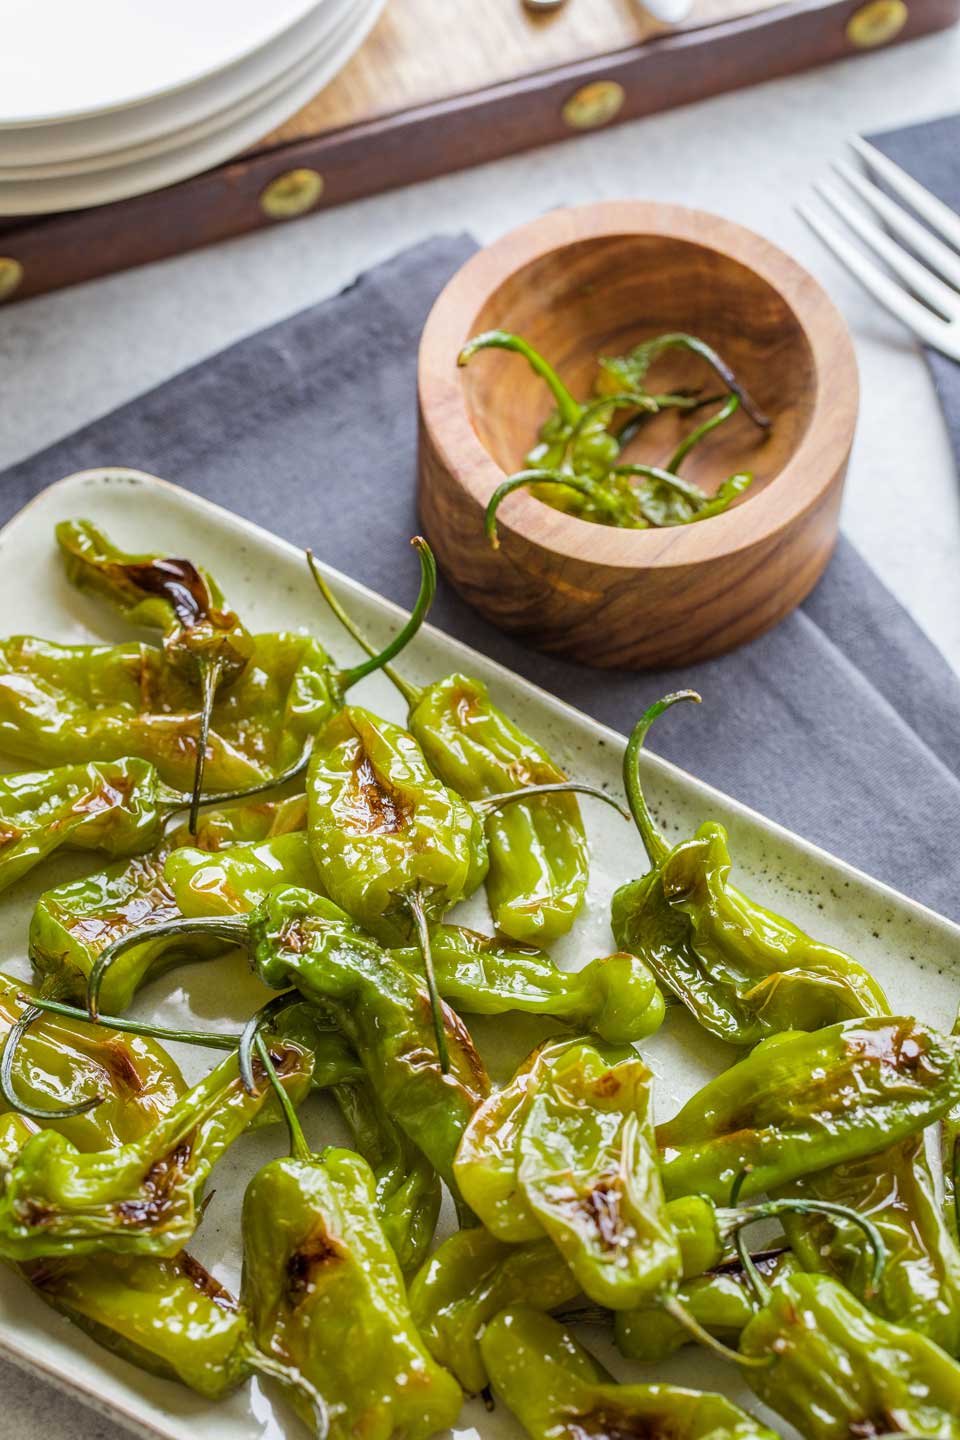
[417,201,858,669]
[0,0,956,303]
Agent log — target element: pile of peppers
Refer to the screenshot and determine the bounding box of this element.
[458,329,771,544]
[0,523,958,1440]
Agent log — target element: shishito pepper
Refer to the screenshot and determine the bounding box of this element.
[0,534,433,796]
[29,797,307,1014]
[332,1076,440,1273]
[241,1042,461,1440]
[409,1227,580,1394]
[0,1036,312,1260]
[615,1251,795,1364]
[455,1036,683,1311]
[739,1270,960,1440]
[392,926,664,1044]
[166,832,319,919]
[91,886,489,1188]
[773,1131,960,1356]
[611,693,890,1043]
[57,519,257,830]
[481,1307,777,1440]
[655,1014,960,1203]
[0,972,184,1148]
[310,552,596,945]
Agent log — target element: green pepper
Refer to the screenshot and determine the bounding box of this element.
[272,1003,365,1090]
[331,1076,440,1273]
[481,1307,777,1440]
[0,1035,312,1260]
[29,798,306,1014]
[773,1131,960,1356]
[611,693,890,1043]
[0,537,433,794]
[57,519,257,830]
[740,1271,960,1440]
[0,971,184,1148]
[241,1044,461,1440]
[166,831,320,918]
[392,925,664,1043]
[408,1227,580,1394]
[614,1251,795,1363]
[655,1015,960,1202]
[92,886,489,1188]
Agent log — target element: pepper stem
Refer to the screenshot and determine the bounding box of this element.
[254,1031,312,1164]
[458,331,582,430]
[306,542,427,708]
[407,886,450,1074]
[474,780,630,822]
[660,1294,772,1369]
[0,1006,101,1121]
[623,693,702,867]
[188,658,222,836]
[86,914,248,1021]
[160,739,315,815]
[611,334,770,429]
[666,394,740,475]
[22,993,243,1050]
[740,1196,887,1298]
[238,992,300,1098]
[485,470,620,549]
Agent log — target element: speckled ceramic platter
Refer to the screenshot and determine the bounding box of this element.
[0,469,957,1440]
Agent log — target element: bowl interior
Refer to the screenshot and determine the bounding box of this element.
[460,232,817,507]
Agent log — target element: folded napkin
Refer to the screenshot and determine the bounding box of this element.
[4,229,960,920]
[868,112,960,463]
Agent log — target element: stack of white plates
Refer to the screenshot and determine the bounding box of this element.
[0,0,386,216]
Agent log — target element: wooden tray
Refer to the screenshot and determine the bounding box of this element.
[0,0,955,306]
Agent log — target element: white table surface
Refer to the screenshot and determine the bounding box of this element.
[0,22,958,1439]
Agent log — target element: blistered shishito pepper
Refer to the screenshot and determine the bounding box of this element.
[409,1227,579,1394]
[0,538,432,795]
[391,925,664,1044]
[481,1307,777,1440]
[0,1037,312,1260]
[614,1251,795,1364]
[774,1131,960,1356]
[92,886,489,1188]
[166,831,320,918]
[241,1049,461,1440]
[23,1250,256,1400]
[0,972,184,1148]
[455,1037,683,1311]
[310,551,597,945]
[332,1076,440,1274]
[57,519,257,829]
[740,1270,960,1440]
[29,798,307,1014]
[611,694,890,1044]
[655,1015,960,1203]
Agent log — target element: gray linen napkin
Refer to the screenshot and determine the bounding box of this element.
[3,230,960,919]
[868,112,960,460]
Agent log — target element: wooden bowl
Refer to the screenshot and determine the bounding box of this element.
[417,202,858,669]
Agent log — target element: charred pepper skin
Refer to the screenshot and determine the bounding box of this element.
[241,1145,462,1440]
[0,1040,312,1261]
[0,972,184,1149]
[611,694,890,1044]
[740,1273,960,1440]
[655,1015,960,1203]
[247,886,489,1187]
[481,1307,778,1440]
[305,705,488,944]
[773,1131,960,1356]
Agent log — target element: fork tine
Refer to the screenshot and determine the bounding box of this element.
[833,160,960,293]
[851,138,960,255]
[815,181,960,321]
[798,205,960,359]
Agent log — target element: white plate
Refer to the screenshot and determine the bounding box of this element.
[0,0,330,127]
[0,0,385,216]
[0,0,359,182]
[0,467,957,1440]
[0,0,359,169]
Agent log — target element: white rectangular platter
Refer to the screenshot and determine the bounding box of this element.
[0,468,958,1440]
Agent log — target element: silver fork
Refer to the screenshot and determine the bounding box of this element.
[800,138,960,361]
